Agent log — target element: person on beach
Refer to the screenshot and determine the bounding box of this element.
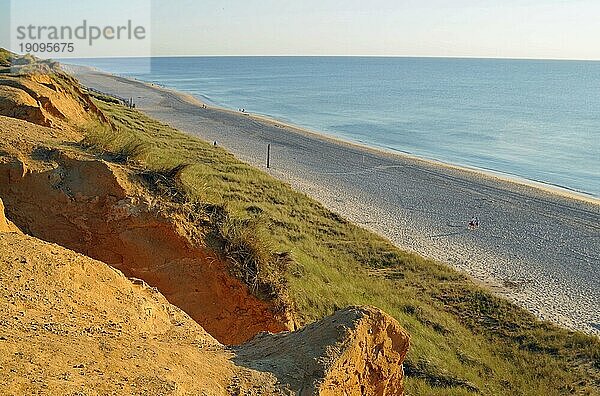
[468,216,479,230]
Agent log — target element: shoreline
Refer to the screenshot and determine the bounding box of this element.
[89,65,598,206]
[66,64,600,336]
[216,104,600,206]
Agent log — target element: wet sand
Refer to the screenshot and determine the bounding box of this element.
[68,65,600,335]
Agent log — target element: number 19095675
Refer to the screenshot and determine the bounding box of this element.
[19,42,74,53]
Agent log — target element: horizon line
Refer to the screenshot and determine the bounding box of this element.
[52,54,600,62]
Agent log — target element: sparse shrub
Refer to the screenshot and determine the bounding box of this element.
[208,211,291,308]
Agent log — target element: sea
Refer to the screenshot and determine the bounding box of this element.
[66,56,600,198]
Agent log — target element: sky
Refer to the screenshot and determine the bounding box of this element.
[1,0,600,60]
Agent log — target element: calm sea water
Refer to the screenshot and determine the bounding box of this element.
[68,57,600,197]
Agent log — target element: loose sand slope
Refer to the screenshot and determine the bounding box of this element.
[0,232,272,395]
[0,230,409,395]
[68,66,600,335]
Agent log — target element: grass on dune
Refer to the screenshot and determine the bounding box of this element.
[79,93,600,395]
[0,49,12,67]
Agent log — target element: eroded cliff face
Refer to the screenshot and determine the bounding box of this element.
[0,231,409,395]
[0,232,284,395]
[236,306,410,395]
[0,67,108,129]
[0,56,410,395]
[0,138,292,344]
[0,60,296,345]
[0,198,19,233]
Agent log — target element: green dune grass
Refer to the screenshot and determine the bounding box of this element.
[0,48,13,68]
[79,92,599,395]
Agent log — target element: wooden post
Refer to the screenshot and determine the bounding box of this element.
[266,144,271,168]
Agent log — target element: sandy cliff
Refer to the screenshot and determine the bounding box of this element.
[236,306,409,395]
[0,113,297,345]
[0,57,108,129]
[0,52,410,395]
[0,232,409,395]
[0,198,19,233]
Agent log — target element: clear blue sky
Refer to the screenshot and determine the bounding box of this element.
[2,0,600,60]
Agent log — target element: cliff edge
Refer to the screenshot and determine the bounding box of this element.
[0,51,410,395]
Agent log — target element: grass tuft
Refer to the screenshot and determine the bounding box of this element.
[208,212,291,305]
[404,358,481,393]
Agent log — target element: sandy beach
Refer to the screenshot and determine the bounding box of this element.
[68,65,600,336]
